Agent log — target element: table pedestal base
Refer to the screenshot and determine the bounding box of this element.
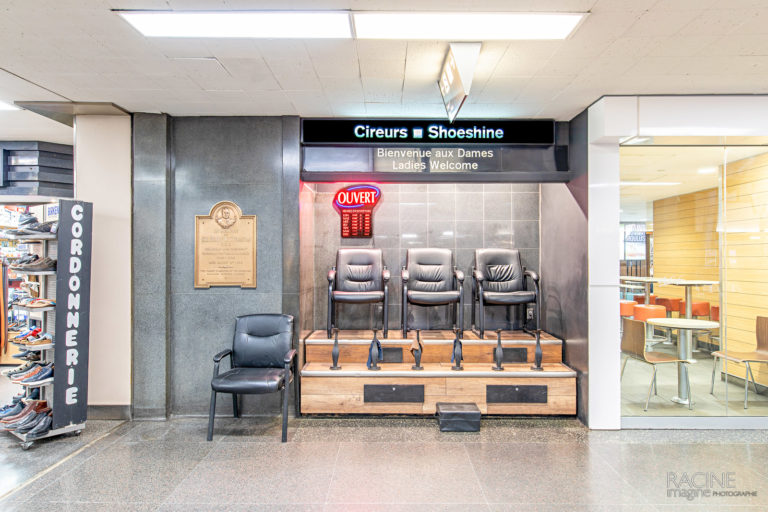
[671,396,693,406]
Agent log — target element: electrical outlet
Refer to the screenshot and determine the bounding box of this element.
[527,306,534,320]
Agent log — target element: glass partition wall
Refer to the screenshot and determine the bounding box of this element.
[620,145,768,417]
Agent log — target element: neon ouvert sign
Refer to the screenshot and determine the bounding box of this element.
[333,184,381,238]
[333,184,381,209]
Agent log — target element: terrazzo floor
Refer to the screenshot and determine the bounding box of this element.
[1,415,768,511]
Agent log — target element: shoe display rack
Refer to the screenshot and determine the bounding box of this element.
[1,199,93,449]
[300,329,577,415]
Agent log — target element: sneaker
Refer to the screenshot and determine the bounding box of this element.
[11,364,43,383]
[22,365,53,385]
[0,403,23,419]
[2,361,35,377]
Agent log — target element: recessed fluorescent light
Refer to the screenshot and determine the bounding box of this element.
[117,11,352,38]
[352,12,585,40]
[698,167,718,174]
[620,181,681,186]
[0,100,19,111]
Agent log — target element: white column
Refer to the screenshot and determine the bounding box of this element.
[74,115,132,408]
[587,97,635,429]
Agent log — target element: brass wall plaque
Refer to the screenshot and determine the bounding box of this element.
[195,201,257,288]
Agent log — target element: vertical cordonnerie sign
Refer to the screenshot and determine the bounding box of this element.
[53,200,93,428]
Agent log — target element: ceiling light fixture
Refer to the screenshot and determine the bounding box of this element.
[0,100,19,111]
[620,181,681,186]
[698,167,718,174]
[353,12,585,40]
[117,11,353,38]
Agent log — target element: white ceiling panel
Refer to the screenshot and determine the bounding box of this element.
[1,0,768,127]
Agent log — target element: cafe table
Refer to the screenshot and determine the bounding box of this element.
[647,317,720,406]
[619,276,662,304]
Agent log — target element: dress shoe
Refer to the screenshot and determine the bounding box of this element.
[26,413,52,439]
[0,401,48,424]
[14,410,49,434]
[20,220,57,234]
[3,408,49,432]
[12,350,32,359]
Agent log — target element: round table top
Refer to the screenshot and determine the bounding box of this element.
[620,276,658,283]
[663,279,719,286]
[647,318,720,330]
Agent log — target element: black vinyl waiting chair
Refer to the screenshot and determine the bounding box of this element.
[208,314,296,442]
[471,248,540,338]
[327,248,390,338]
[402,248,464,338]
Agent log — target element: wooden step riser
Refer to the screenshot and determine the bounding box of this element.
[304,343,562,364]
[301,376,576,415]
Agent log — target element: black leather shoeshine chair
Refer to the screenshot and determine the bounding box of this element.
[472,249,540,337]
[327,248,390,337]
[402,248,464,338]
[208,314,296,442]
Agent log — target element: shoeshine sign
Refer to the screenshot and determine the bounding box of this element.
[54,200,93,429]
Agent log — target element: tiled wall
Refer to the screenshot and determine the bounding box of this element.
[304,182,541,334]
[299,183,316,332]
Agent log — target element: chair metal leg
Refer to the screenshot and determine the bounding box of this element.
[207,390,217,441]
[744,362,751,409]
[645,366,656,411]
[293,365,301,417]
[382,285,389,339]
[402,300,408,339]
[281,387,289,442]
[747,363,759,394]
[327,295,333,338]
[458,298,464,338]
[621,356,629,380]
[710,356,718,395]
[479,294,485,338]
[232,394,239,418]
[685,362,693,410]
[653,371,658,395]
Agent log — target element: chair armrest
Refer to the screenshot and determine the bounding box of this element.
[524,269,540,283]
[401,267,409,282]
[327,268,336,283]
[473,268,484,282]
[454,268,465,282]
[213,349,232,363]
[382,267,391,282]
[284,348,297,366]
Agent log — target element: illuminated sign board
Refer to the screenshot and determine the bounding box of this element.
[333,184,381,238]
[302,119,554,145]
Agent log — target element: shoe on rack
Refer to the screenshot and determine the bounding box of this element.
[26,412,52,440]
[26,299,55,309]
[14,329,35,340]
[16,328,42,341]
[11,364,43,383]
[14,409,50,434]
[0,403,24,419]
[0,400,47,424]
[12,350,32,359]
[17,257,56,272]
[2,361,35,377]
[22,365,53,386]
[3,407,49,432]
[18,213,38,227]
[20,221,57,234]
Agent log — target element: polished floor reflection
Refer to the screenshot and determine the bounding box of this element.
[2,417,768,510]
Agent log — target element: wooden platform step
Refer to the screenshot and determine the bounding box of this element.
[300,362,576,416]
[302,329,563,365]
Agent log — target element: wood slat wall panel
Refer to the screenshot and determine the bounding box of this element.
[652,152,768,387]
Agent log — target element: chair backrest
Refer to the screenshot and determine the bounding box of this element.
[406,248,453,292]
[621,318,646,360]
[335,248,383,292]
[474,248,524,293]
[757,316,768,353]
[232,314,294,369]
